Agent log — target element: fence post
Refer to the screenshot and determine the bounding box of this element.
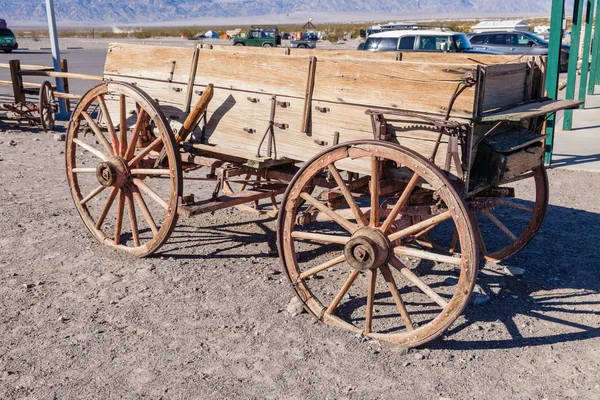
[578,0,596,107]
[60,58,71,112]
[9,60,25,105]
[563,0,583,130]
[588,1,600,93]
[545,0,566,165]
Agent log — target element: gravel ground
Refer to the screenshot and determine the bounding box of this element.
[0,38,599,399]
[0,119,598,400]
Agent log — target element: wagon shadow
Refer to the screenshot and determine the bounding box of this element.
[158,200,600,350]
[430,202,600,350]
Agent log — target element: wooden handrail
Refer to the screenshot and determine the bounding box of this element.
[19,70,103,81]
[0,63,54,70]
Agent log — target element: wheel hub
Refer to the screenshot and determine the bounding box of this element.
[344,227,390,271]
[96,157,130,188]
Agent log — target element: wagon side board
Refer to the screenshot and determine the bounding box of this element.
[101,43,552,181]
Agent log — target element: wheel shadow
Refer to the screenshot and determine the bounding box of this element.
[430,201,600,350]
[154,201,600,350]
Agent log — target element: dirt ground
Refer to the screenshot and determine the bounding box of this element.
[0,114,599,400]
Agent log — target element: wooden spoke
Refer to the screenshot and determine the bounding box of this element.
[81,111,114,156]
[380,173,420,233]
[326,164,369,226]
[497,199,534,213]
[300,192,358,233]
[114,189,125,245]
[131,185,158,235]
[393,246,462,265]
[482,209,518,241]
[130,169,172,176]
[97,95,119,154]
[128,136,163,167]
[449,227,458,253]
[380,264,414,331]
[72,138,107,161]
[326,270,360,315]
[365,269,377,334]
[389,257,448,309]
[298,254,346,280]
[72,168,96,173]
[125,189,140,247]
[471,212,488,256]
[388,210,452,243]
[79,185,106,206]
[290,231,350,245]
[125,109,147,160]
[119,94,127,155]
[132,178,169,210]
[95,187,118,229]
[369,156,380,227]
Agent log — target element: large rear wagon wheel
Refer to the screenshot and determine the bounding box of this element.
[66,82,182,257]
[278,141,479,347]
[475,166,549,262]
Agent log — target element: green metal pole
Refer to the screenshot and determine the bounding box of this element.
[588,1,600,92]
[545,0,566,165]
[578,0,595,107]
[563,0,583,130]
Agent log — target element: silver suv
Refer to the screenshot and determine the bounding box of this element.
[467,30,569,69]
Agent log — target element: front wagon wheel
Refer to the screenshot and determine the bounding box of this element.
[278,141,479,348]
[66,81,182,257]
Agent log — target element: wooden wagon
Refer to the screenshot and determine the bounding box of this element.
[65,43,581,347]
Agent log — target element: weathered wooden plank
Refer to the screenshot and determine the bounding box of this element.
[478,99,584,122]
[398,52,518,65]
[201,45,521,65]
[481,63,529,112]
[312,58,476,115]
[104,43,195,84]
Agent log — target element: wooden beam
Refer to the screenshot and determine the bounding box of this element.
[19,70,103,81]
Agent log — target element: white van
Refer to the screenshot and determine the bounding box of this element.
[362,30,500,54]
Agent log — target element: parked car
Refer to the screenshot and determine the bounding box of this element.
[467,30,569,69]
[233,25,281,48]
[0,22,18,53]
[361,30,501,54]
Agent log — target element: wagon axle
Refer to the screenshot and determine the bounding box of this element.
[96,157,130,188]
[345,228,391,271]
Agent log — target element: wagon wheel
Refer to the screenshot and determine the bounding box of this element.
[278,141,479,347]
[66,81,182,257]
[473,166,549,262]
[38,81,57,132]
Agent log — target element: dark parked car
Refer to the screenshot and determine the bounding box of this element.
[467,30,569,69]
[0,21,18,53]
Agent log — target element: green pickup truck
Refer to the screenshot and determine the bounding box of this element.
[0,19,18,53]
[233,26,281,48]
